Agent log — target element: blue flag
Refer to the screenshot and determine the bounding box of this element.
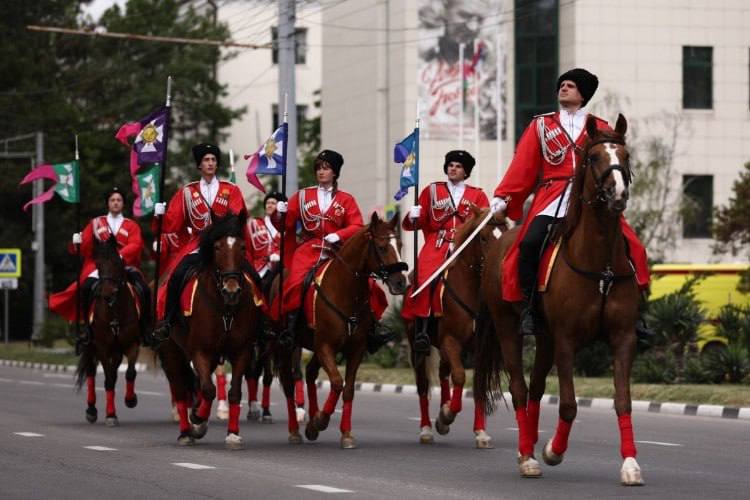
[393,128,419,201]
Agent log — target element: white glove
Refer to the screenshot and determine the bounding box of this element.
[152,241,158,252]
[324,233,340,244]
[490,197,507,214]
[269,253,280,263]
[408,205,422,220]
[154,202,166,215]
[72,232,82,245]
[276,201,288,213]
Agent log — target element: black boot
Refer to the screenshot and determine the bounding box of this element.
[278,312,298,351]
[366,321,397,354]
[519,289,541,337]
[413,317,431,354]
[149,320,170,349]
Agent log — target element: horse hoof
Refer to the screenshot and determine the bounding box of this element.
[542,439,563,466]
[434,416,450,436]
[216,400,229,421]
[439,404,456,426]
[340,433,357,449]
[316,413,330,431]
[305,423,319,442]
[124,395,138,408]
[419,426,434,444]
[177,433,195,446]
[191,420,208,440]
[620,457,644,486]
[261,415,274,424]
[105,416,119,427]
[225,433,244,450]
[86,406,98,424]
[288,432,303,445]
[518,455,542,478]
[474,430,494,449]
[295,407,306,424]
[247,401,261,421]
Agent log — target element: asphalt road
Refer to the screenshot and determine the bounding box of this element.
[0,364,747,499]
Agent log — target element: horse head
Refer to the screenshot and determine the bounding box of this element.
[199,213,247,307]
[580,113,631,215]
[364,212,408,295]
[93,235,125,307]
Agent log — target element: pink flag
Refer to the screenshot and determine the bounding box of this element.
[244,153,266,193]
[115,121,146,216]
[19,164,57,211]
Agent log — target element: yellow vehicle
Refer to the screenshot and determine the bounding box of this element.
[649,264,750,352]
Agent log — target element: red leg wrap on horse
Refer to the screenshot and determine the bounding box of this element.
[227,403,241,434]
[449,383,464,414]
[527,399,541,445]
[307,382,319,418]
[262,384,271,410]
[515,408,534,456]
[247,378,258,402]
[106,390,115,416]
[551,418,573,456]
[618,414,637,458]
[216,373,227,401]
[125,380,135,400]
[419,395,431,428]
[295,379,305,407]
[196,397,212,420]
[286,398,299,433]
[473,401,486,431]
[340,400,353,433]
[440,379,450,406]
[86,376,96,406]
[176,401,190,433]
[322,386,342,415]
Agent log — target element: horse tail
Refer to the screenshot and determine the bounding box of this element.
[74,345,96,392]
[473,303,505,415]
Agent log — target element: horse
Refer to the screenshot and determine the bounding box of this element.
[75,235,142,426]
[275,212,408,447]
[405,205,506,448]
[474,114,644,485]
[158,214,262,448]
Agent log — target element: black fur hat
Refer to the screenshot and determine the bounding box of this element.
[192,143,221,168]
[557,68,599,107]
[443,150,475,178]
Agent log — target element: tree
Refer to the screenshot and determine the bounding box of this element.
[713,162,750,292]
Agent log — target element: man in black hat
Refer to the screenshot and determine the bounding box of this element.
[401,150,489,354]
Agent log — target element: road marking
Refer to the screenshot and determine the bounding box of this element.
[506,427,546,433]
[42,373,70,379]
[18,380,44,386]
[636,440,682,447]
[138,390,165,396]
[408,417,421,421]
[172,463,216,470]
[296,485,354,494]
[14,432,44,437]
[84,446,118,451]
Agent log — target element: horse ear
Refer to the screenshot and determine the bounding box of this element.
[369,211,380,227]
[614,113,627,137]
[585,115,599,139]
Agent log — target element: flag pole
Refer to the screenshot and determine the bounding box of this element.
[413,101,420,294]
[152,76,172,327]
[278,92,289,324]
[74,134,82,344]
[473,39,480,182]
[459,42,465,149]
[229,148,236,183]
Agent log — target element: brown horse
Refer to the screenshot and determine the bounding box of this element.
[475,114,644,485]
[276,212,408,447]
[75,236,141,426]
[158,214,261,448]
[405,206,506,448]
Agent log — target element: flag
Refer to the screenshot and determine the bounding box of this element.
[245,123,287,193]
[135,164,160,216]
[19,161,80,211]
[393,129,419,201]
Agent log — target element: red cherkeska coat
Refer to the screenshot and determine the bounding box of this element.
[401,182,489,320]
[494,112,650,302]
[48,216,144,322]
[270,186,364,320]
[247,216,280,274]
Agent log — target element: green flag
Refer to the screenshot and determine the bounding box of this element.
[136,164,160,215]
[53,161,79,203]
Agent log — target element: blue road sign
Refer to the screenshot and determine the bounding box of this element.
[0,249,21,278]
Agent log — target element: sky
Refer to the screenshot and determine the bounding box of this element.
[81,0,127,21]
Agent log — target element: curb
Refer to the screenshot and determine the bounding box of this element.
[2,359,747,421]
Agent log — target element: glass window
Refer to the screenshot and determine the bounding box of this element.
[682,46,712,109]
[682,175,713,238]
[271,27,308,65]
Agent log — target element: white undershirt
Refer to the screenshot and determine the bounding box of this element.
[540,107,587,218]
[318,185,333,213]
[106,213,124,235]
[447,180,465,208]
[200,176,220,207]
[264,215,278,239]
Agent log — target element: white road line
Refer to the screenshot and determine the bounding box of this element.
[42,373,70,379]
[505,427,547,433]
[172,463,216,470]
[636,440,682,447]
[18,380,44,386]
[296,485,354,494]
[84,446,118,451]
[408,417,421,421]
[138,390,165,396]
[14,432,44,437]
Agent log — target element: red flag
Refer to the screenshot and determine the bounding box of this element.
[116,121,147,216]
[19,164,57,211]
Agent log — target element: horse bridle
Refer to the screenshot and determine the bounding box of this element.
[580,137,632,206]
[368,235,409,281]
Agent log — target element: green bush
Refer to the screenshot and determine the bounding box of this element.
[575,341,612,377]
[34,316,70,348]
[632,350,677,384]
[682,353,717,384]
[715,304,749,346]
[703,344,750,384]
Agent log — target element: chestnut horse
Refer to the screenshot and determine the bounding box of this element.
[276,212,408,447]
[475,114,644,485]
[405,206,506,448]
[75,236,141,426]
[159,214,262,448]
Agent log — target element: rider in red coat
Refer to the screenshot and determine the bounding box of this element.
[247,191,285,291]
[402,150,489,353]
[489,68,650,336]
[48,187,148,347]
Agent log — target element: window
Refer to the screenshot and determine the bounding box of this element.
[514,0,558,143]
[271,27,308,65]
[271,104,309,132]
[683,46,712,109]
[682,175,713,238]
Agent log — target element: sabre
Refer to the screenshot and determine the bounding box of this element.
[410,210,496,298]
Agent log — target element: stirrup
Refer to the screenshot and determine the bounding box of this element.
[413,321,431,354]
[150,321,171,348]
[366,322,396,354]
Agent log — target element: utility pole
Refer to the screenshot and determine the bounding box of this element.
[31,132,45,342]
[278,0,298,193]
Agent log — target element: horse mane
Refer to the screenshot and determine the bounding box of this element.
[453,207,489,250]
[198,213,247,265]
[561,128,626,239]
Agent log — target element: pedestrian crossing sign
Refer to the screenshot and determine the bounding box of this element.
[0,249,21,278]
